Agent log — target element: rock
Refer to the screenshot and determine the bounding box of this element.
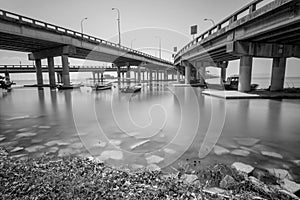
[249,176,272,194]
[44,140,59,146]
[163,148,176,154]
[250,167,277,185]
[100,150,123,160]
[213,145,230,155]
[203,187,227,196]
[240,146,259,154]
[131,164,144,170]
[230,149,250,157]
[31,139,43,143]
[130,140,150,150]
[267,168,293,180]
[219,175,236,189]
[58,148,74,157]
[231,162,254,174]
[280,178,300,193]
[109,139,122,146]
[10,147,24,152]
[234,137,260,146]
[0,141,18,148]
[278,189,300,199]
[10,154,27,159]
[17,128,31,132]
[182,174,199,185]
[38,126,50,129]
[146,164,161,171]
[0,137,5,142]
[6,115,30,121]
[16,132,37,138]
[292,160,300,166]
[217,139,239,149]
[87,156,104,164]
[146,155,164,164]
[48,146,59,153]
[25,145,45,153]
[261,151,283,159]
[56,141,70,146]
[69,142,84,149]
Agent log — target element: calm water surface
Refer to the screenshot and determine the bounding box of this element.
[1,82,300,177]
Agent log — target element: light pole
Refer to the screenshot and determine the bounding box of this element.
[131,38,136,49]
[112,8,121,46]
[81,17,88,35]
[204,18,215,26]
[155,36,161,59]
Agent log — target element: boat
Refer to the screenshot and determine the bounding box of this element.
[223,75,258,90]
[57,84,82,90]
[92,83,112,91]
[0,76,15,91]
[121,85,142,93]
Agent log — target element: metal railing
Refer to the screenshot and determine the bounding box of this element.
[0,9,173,65]
[174,0,276,60]
[0,65,115,69]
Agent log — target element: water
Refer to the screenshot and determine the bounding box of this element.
[1,81,300,176]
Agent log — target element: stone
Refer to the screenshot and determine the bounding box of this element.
[250,167,277,185]
[234,137,260,146]
[10,147,24,152]
[146,155,164,164]
[146,164,161,171]
[44,140,59,146]
[109,139,122,146]
[231,162,254,174]
[6,115,30,121]
[25,145,45,153]
[10,154,27,159]
[267,168,293,180]
[17,128,31,132]
[0,137,5,142]
[69,142,84,149]
[100,150,123,160]
[16,132,37,138]
[130,140,150,150]
[213,145,230,155]
[38,126,50,129]
[249,176,272,194]
[203,187,226,195]
[58,148,74,157]
[220,175,236,189]
[230,149,250,157]
[182,174,199,185]
[280,178,300,193]
[131,164,144,170]
[217,139,239,149]
[240,146,259,154]
[48,146,59,153]
[261,151,283,159]
[56,141,70,146]
[163,148,176,154]
[292,160,300,166]
[31,139,43,143]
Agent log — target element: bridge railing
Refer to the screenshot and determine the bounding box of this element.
[175,0,275,60]
[0,9,173,65]
[0,65,115,69]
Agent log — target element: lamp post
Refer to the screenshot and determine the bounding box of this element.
[204,18,215,26]
[112,8,121,46]
[130,38,136,49]
[80,17,88,35]
[155,36,161,59]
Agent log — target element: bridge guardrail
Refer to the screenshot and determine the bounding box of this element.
[174,0,277,61]
[0,9,173,65]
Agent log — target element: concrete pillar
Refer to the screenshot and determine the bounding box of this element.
[47,57,56,87]
[92,72,96,83]
[270,57,286,91]
[220,68,227,85]
[171,71,174,80]
[61,55,70,86]
[164,71,168,81]
[35,59,43,87]
[156,70,159,81]
[101,73,104,83]
[185,65,191,84]
[238,56,253,92]
[117,66,121,80]
[137,66,141,83]
[97,72,100,82]
[4,71,10,81]
[142,72,145,81]
[149,70,153,82]
[177,70,180,82]
[199,66,206,84]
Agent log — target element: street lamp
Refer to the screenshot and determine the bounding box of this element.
[204,18,215,26]
[130,38,136,49]
[112,8,121,46]
[155,36,161,59]
[80,17,88,35]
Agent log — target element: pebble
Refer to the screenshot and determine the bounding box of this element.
[100,150,123,160]
[130,140,150,150]
[16,132,37,138]
[6,115,30,121]
[230,149,250,157]
[231,162,254,174]
[38,126,50,129]
[280,178,300,193]
[292,160,300,166]
[181,174,199,185]
[261,151,283,159]
[163,148,176,154]
[0,137,6,142]
[25,145,45,153]
[220,175,236,189]
[48,146,59,153]
[58,148,74,157]
[44,140,59,146]
[217,140,239,149]
[146,155,164,164]
[17,128,31,132]
[267,168,293,180]
[109,139,122,146]
[131,164,144,170]
[10,147,24,152]
[213,145,230,155]
[234,137,260,146]
[69,142,84,149]
[146,164,161,171]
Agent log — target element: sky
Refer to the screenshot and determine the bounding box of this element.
[0,0,299,79]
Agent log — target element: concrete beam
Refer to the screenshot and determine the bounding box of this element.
[227,41,300,58]
[29,46,76,60]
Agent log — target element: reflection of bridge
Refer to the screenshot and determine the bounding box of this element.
[0,9,174,87]
[175,0,300,91]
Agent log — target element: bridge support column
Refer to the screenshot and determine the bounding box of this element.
[61,55,70,86]
[149,70,153,82]
[142,71,145,82]
[164,71,168,81]
[238,56,253,92]
[156,70,159,81]
[220,68,227,85]
[137,67,141,83]
[101,73,104,83]
[117,66,121,81]
[171,71,174,80]
[35,59,43,87]
[47,57,56,88]
[92,72,96,83]
[4,71,10,81]
[270,57,286,91]
[185,65,191,84]
[96,72,100,82]
[177,70,180,82]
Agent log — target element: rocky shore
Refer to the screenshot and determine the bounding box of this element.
[1,147,299,200]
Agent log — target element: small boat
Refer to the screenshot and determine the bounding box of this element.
[57,84,82,90]
[92,83,112,91]
[0,76,15,91]
[223,75,258,90]
[121,86,142,93]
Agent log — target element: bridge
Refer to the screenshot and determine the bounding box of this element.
[0,9,174,87]
[174,0,300,92]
